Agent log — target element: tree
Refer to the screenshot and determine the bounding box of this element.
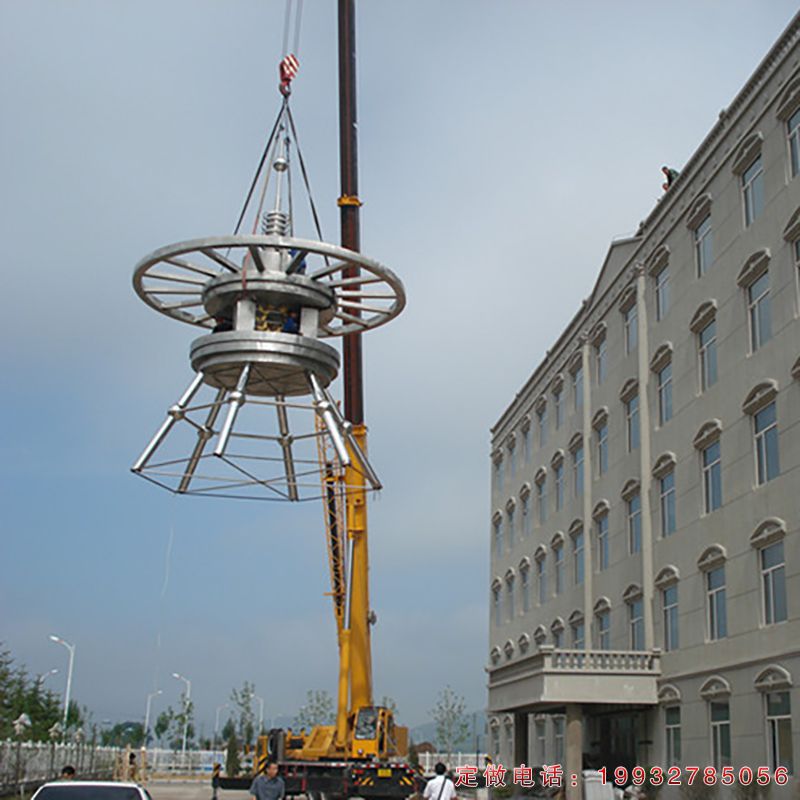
[225,730,241,778]
[154,709,173,745]
[408,739,419,767]
[170,697,195,750]
[220,717,236,743]
[380,696,399,720]
[293,690,334,730]
[431,686,469,759]
[100,722,144,747]
[230,682,256,746]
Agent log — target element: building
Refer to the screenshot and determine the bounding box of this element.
[487,12,800,785]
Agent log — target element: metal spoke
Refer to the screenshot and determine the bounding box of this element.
[333,310,369,327]
[337,301,392,315]
[165,257,218,278]
[200,248,241,273]
[308,260,351,280]
[323,275,382,288]
[143,288,203,296]
[162,300,205,310]
[143,272,207,286]
[248,246,267,272]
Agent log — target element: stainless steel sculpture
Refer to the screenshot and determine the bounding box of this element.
[131,112,405,501]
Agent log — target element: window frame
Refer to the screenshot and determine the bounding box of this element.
[623,304,637,355]
[665,705,681,767]
[572,444,584,498]
[595,609,611,650]
[789,106,800,178]
[742,154,765,227]
[695,213,713,276]
[709,700,732,768]
[747,270,772,352]
[701,440,722,515]
[655,265,670,321]
[698,318,718,392]
[760,540,787,626]
[754,401,779,486]
[628,596,644,651]
[657,362,673,425]
[659,470,676,537]
[765,690,793,772]
[595,422,609,476]
[554,543,564,595]
[625,393,640,451]
[662,584,679,652]
[627,491,641,554]
[706,565,728,641]
[572,528,584,586]
[595,513,610,571]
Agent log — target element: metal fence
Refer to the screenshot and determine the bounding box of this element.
[143,748,225,776]
[0,740,120,796]
[418,753,488,774]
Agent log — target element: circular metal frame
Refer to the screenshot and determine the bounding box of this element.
[133,234,405,336]
[190,331,339,397]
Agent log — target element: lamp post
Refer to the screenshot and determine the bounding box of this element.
[214,703,230,751]
[254,696,264,736]
[172,673,191,757]
[49,635,75,734]
[144,690,162,747]
[37,669,59,686]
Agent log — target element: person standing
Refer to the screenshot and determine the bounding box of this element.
[249,761,285,800]
[424,763,457,800]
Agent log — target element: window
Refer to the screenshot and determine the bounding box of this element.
[628,597,644,651]
[535,718,546,763]
[537,406,547,447]
[742,155,764,226]
[659,471,676,537]
[554,544,564,595]
[706,565,727,640]
[657,363,673,425]
[766,691,793,772]
[537,478,547,524]
[508,446,516,479]
[523,428,530,463]
[665,706,681,767]
[554,462,564,511]
[554,390,564,429]
[596,609,611,650]
[553,717,565,764]
[493,516,503,556]
[747,271,772,351]
[702,441,722,514]
[492,585,502,626]
[625,394,640,451]
[491,725,500,761]
[571,619,585,650]
[506,507,515,548]
[698,319,717,391]
[573,445,584,498]
[695,214,713,275]
[596,515,609,571]
[789,107,800,177]
[627,492,641,554]
[624,305,637,354]
[573,366,584,411]
[521,567,531,614]
[710,701,731,768]
[552,625,564,648]
[754,401,779,485]
[573,529,584,585]
[655,266,670,320]
[596,423,608,476]
[663,585,679,651]
[537,558,547,604]
[761,541,787,625]
[506,578,515,621]
[522,495,531,538]
[595,338,607,384]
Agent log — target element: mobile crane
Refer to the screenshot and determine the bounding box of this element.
[131,2,418,798]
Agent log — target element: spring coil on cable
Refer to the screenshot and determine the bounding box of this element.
[262,210,289,236]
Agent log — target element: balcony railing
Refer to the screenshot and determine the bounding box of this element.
[488,645,661,709]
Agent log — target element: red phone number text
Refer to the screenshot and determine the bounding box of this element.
[452,764,790,788]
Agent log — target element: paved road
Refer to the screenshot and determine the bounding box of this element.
[147,782,249,800]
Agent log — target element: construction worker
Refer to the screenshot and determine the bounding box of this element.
[661,165,679,191]
[249,760,285,800]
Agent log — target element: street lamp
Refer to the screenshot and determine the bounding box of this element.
[49,635,76,733]
[37,669,59,686]
[172,672,191,756]
[214,703,230,751]
[144,690,162,747]
[254,696,264,735]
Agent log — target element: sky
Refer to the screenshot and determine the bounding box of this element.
[2,0,799,740]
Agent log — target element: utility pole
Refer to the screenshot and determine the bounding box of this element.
[49,635,75,734]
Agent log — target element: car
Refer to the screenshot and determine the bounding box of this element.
[32,782,153,800]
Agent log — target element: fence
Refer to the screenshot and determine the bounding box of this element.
[0,740,120,796]
[143,748,225,776]
[417,752,488,774]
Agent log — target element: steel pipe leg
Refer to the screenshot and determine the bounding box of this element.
[178,387,227,493]
[214,365,250,457]
[275,395,299,501]
[132,372,205,472]
[308,373,351,467]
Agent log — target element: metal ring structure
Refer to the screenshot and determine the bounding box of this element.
[133,234,405,336]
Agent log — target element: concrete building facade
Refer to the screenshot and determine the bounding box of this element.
[487,13,800,783]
